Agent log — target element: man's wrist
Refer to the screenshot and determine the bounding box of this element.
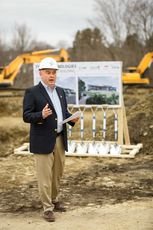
[42,111,46,119]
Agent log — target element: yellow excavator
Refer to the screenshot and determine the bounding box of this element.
[122,51,153,85]
[0,48,69,87]
[0,49,152,87]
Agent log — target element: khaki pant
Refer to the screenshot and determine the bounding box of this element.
[35,135,65,212]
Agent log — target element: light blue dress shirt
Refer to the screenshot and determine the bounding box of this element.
[41,81,63,132]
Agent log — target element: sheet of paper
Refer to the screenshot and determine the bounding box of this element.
[62,111,81,124]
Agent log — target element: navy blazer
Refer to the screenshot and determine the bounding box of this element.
[23,82,74,154]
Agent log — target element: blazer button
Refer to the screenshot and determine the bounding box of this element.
[55,118,57,121]
[55,129,57,132]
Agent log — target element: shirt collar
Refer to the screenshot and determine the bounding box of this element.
[40,80,56,92]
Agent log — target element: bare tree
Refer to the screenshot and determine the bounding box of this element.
[11,23,34,54]
[124,0,153,44]
[30,40,53,50]
[91,0,153,46]
[91,0,127,46]
[56,40,69,49]
[0,32,9,66]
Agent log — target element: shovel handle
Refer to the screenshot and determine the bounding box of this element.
[92,113,96,139]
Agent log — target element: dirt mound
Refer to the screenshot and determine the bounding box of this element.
[124,88,153,154]
[0,96,28,157]
[0,96,23,117]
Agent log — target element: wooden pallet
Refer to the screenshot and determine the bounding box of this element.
[14,141,143,158]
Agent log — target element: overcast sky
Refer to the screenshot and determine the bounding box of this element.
[0,0,95,47]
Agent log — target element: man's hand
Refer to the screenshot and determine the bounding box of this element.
[71,117,79,123]
[42,103,52,119]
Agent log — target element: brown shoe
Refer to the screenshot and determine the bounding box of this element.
[53,202,66,212]
[43,211,55,222]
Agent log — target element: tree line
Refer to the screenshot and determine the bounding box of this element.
[71,0,153,67]
[0,0,152,88]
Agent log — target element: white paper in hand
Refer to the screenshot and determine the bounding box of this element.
[62,111,81,124]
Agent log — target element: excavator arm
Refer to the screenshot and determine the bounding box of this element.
[0,48,69,87]
[136,52,153,74]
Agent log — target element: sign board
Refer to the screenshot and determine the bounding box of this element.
[33,61,122,107]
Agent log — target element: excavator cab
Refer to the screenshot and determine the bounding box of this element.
[126,67,137,73]
[122,52,153,85]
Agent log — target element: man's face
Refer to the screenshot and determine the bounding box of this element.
[39,69,57,88]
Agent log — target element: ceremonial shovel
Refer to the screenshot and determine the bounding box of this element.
[98,107,110,155]
[110,111,122,155]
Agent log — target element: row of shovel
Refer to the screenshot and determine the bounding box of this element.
[67,109,121,155]
[66,141,122,156]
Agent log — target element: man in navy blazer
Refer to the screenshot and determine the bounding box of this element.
[23,57,78,222]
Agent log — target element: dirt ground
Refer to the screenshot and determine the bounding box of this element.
[0,87,153,229]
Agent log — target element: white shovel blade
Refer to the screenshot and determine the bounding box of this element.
[88,143,98,154]
[110,144,121,155]
[98,143,110,155]
[76,143,88,154]
[67,141,76,154]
